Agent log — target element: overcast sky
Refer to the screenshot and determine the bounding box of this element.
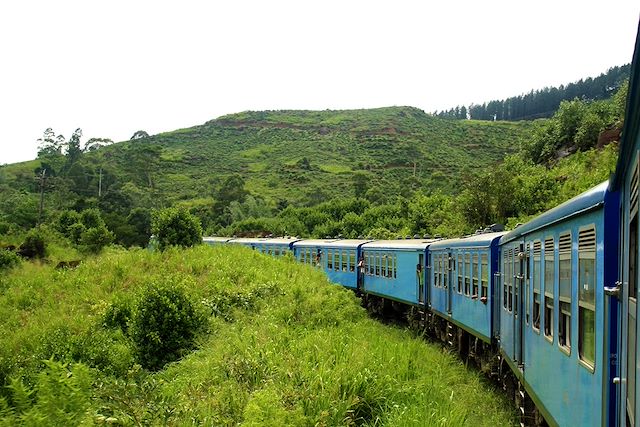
[1,1,639,165]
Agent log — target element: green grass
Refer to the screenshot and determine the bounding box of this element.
[0,245,516,425]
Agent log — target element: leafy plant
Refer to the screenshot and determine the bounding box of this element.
[151,207,202,250]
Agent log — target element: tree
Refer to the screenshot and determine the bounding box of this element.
[83,137,113,152]
[130,130,150,140]
[152,207,202,250]
[213,175,248,225]
[37,128,64,157]
[353,172,369,198]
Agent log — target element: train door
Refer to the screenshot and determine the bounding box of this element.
[446,251,452,314]
[418,252,425,304]
[514,243,525,368]
[625,160,639,427]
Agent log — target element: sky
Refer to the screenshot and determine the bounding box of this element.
[0,0,639,165]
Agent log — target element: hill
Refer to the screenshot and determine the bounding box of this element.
[0,107,534,236]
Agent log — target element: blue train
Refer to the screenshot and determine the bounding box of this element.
[203,23,640,427]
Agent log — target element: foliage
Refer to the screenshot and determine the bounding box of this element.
[0,245,516,425]
[0,249,20,271]
[18,228,47,259]
[129,278,205,370]
[151,207,202,250]
[437,64,629,121]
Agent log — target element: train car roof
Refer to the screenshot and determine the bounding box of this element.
[429,232,506,250]
[500,181,608,245]
[254,238,301,245]
[611,20,640,191]
[319,239,372,248]
[227,238,266,244]
[361,239,439,250]
[292,239,339,246]
[203,236,232,243]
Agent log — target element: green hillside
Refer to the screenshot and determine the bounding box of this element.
[107,106,531,203]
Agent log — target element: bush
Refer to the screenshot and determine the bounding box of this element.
[129,279,205,370]
[151,208,202,250]
[0,249,20,270]
[103,295,133,333]
[18,228,47,259]
[80,224,114,253]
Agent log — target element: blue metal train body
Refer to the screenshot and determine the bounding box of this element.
[202,20,640,426]
[428,233,503,343]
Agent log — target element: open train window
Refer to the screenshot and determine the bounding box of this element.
[508,249,513,312]
[533,241,541,331]
[457,253,463,294]
[559,232,572,353]
[341,250,348,271]
[382,254,388,277]
[464,253,470,295]
[472,253,479,299]
[444,254,449,289]
[503,252,508,310]
[327,249,333,269]
[375,253,380,276]
[349,250,356,272]
[544,237,555,342]
[481,253,488,302]
[525,244,530,324]
[578,226,596,370]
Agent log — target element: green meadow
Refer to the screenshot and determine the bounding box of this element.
[0,245,515,425]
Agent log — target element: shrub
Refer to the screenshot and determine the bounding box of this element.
[0,249,20,270]
[151,208,202,250]
[80,224,114,253]
[129,280,205,370]
[103,296,133,333]
[18,228,47,259]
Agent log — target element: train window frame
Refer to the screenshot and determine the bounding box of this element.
[393,254,397,278]
[503,251,508,310]
[481,252,488,302]
[375,253,380,277]
[328,249,333,269]
[472,252,479,300]
[578,225,596,372]
[382,253,388,278]
[457,253,463,294]
[544,237,555,343]
[558,232,572,354]
[464,252,471,296]
[444,254,449,289]
[533,240,542,333]
[508,249,513,313]
[525,243,530,325]
[349,250,356,272]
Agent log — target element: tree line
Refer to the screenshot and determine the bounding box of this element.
[435,64,630,121]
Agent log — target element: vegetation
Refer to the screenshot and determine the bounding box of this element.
[151,207,203,250]
[0,245,516,425]
[436,64,629,121]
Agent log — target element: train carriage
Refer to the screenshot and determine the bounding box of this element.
[428,232,504,344]
[203,236,232,246]
[499,181,620,427]
[360,239,436,306]
[610,20,640,427]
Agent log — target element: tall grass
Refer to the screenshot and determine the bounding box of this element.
[0,245,515,425]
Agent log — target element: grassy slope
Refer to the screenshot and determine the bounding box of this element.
[81,107,533,206]
[0,245,515,425]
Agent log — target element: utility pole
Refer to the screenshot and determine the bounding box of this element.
[37,169,46,225]
[98,167,103,197]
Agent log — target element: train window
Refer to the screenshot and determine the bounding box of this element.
[388,254,394,278]
[342,250,348,272]
[350,250,356,272]
[465,253,471,296]
[503,252,508,309]
[439,254,444,288]
[544,237,555,341]
[481,253,488,302]
[457,253,463,293]
[432,255,437,288]
[375,253,380,276]
[393,254,398,279]
[525,244,530,324]
[370,253,375,276]
[444,255,449,289]
[327,249,333,269]
[533,241,541,331]
[508,249,513,312]
[559,232,572,352]
[382,254,388,278]
[336,250,342,271]
[472,253,479,299]
[300,249,305,263]
[578,226,596,369]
